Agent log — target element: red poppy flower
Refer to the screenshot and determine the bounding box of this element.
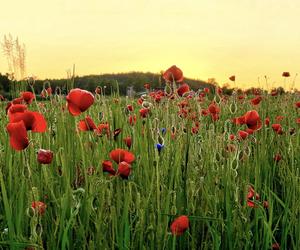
[170,215,189,236]
[229,134,235,140]
[123,137,132,149]
[139,108,150,118]
[78,116,97,131]
[21,92,35,104]
[6,121,29,151]
[229,75,235,81]
[238,130,248,140]
[265,117,270,126]
[37,149,54,164]
[272,124,283,134]
[208,102,220,114]
[204,87,210,94]
[191,126,199,134]
[12,98,24,106]
[66,88,94,116]
[201,109,209,116]
[282,72,290,77]
[177,83,190,97]
[275,116,284,122]
[296,118,300,124]
[109,149,135,164]
[245,128,254,134]
[232,116,245,125]
[244,110,262,130]
[247,186,260,208]
[102,160,116,175]
[144,83,150,89]
[41,87,52,98]
[211,113,219,121]
[137,98,143,105]
[9,111,47,132]
[163,65,184,83]
[95,123,110,136]
[117,161,131,179]
[31,201,46,215]
[154,95,161,103]
[127,104,134,112]
[7,104,27,115]
[274,153,282,163]
[295,101,300,108]
[128,115,137,126]
[250,96,262,106]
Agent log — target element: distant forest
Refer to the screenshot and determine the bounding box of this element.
[0,72,221,98]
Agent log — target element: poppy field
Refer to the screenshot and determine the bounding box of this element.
[1,65,300,249]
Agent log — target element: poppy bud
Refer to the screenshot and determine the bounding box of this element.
[170,215,189,236]
[123,137,132,149]
[229,75,235,81]
[37,149,53,164]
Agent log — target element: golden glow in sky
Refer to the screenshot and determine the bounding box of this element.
[0,0,299,89]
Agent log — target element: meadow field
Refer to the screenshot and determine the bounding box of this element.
[0,66,299,250]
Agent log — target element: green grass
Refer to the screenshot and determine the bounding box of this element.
[0,88,299,249]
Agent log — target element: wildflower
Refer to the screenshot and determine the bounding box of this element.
[66,88,94,116]
[170,215,189,236]
[102,160,116,175]
[31,201,46,216]
[177,83,190,97]
[247,185,260,208]
[123,137,132,149]
[238,130,248,140]
[272,124,283,134]
[21,92,35,104]
[156,143,164,153]
[102,160,115,175]
[6,121,29,150]
[244,110,262,130]
[117,161,131,179]
[37,149,54,164]
[77,116,97,131]
[250,96,262,106]
[109,149,135,164]
[9,111,47,132]
[163,65,184,83]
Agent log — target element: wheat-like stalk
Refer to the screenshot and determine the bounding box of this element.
[1,34,26,80]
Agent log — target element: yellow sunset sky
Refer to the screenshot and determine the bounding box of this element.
[0,0,299,89]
